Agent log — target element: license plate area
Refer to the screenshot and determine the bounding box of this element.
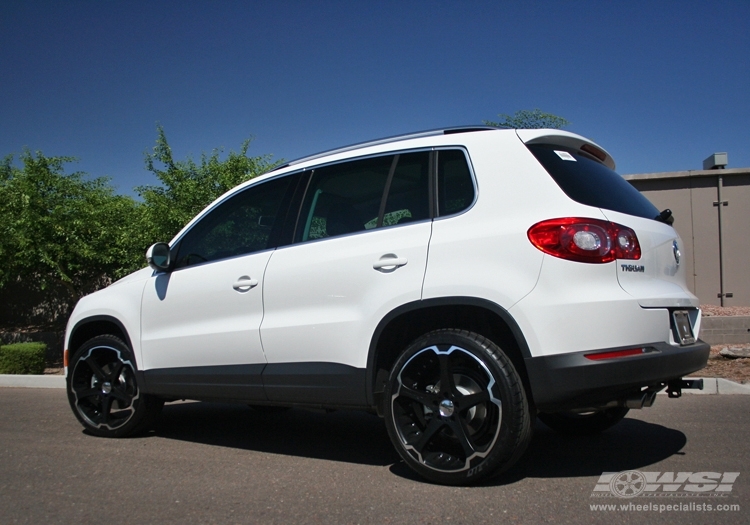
[672,310,696,345]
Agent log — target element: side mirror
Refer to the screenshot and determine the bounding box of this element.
[145,243,171,271]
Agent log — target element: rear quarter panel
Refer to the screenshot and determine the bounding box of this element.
[422,131,607,311]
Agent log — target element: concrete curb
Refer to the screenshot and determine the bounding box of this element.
[0,374,66,388]
[654,378,750,395]
[1,374,749,394]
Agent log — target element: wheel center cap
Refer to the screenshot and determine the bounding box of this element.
[439,399,455,417]
[101,382,112,395]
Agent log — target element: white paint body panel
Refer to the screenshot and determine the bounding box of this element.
[261,222,431,368]
[602,209,698,308]
[65,127,703,381]
[509,256,671,357]
[422,131,600,308]
[65,267,153,367]
[140,252,271,370]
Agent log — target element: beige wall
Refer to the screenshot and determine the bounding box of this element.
[624,168,750,307]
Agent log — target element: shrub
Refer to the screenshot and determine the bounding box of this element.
[0,342,47,374]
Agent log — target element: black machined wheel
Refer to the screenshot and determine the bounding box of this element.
[67,335,163,438]
[384,329,532,485]
[538,407,630,435]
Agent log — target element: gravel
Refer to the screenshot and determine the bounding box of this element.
[700,304,750,316]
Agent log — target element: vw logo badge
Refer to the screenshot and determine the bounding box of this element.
[673,240,681,265]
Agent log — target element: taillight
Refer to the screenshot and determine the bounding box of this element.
[527,217,641,263]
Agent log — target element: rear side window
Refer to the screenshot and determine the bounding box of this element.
[436,149,474,217]
[527,144,660,221]
[296,152,430,242]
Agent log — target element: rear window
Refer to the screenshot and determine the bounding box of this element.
[527,144,660,221]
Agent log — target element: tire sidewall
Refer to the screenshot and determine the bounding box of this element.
[67,335,151,438]
[384,329,529,485]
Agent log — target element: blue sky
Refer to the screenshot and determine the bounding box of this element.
[2,0,748,196]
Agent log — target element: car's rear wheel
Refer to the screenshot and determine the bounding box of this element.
[384,329,532,485]
[67,335,163,437]
[538,407,629,435]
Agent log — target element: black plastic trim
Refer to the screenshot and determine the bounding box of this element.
[525,340,710,411]
[262,362,368,407]
[144,364,267,401]
[141,362,368,408]
[68,315,134,356]
[365,296,532,405]
[68,315,148,386]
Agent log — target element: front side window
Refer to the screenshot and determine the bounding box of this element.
[296,152,430,242]
[173,175,293,268]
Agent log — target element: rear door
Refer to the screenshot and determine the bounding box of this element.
[260,151,433,406]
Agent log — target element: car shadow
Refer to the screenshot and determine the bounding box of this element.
[155,401,399,467]
[154,402,686,481]
[479,416,687,486]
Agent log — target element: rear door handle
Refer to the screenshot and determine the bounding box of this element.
[233,276,259,292]
[373,254,408,272]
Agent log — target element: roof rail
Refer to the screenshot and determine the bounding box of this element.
[271,126,498,171]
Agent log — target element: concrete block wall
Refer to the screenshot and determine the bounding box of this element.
[699,316,750,345]
[624,168,750,307]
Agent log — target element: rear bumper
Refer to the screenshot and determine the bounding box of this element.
[525,339,710,411]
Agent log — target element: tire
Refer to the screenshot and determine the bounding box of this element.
[538,407,629,435]
[384,329,532,485]
[248,405,291,414]
[67,335,163,437]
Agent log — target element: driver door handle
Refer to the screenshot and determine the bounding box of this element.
[233,276,258,292]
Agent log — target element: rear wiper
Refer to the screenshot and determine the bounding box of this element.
[655,208,674,225]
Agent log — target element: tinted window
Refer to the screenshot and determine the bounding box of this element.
[437,149,474,216]
[296,152,430,242]
[174,175,292,268]
[379,152,431,227]
[527,144,660,221]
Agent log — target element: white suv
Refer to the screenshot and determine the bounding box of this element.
[65,127,709,485]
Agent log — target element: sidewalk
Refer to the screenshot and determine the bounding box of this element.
[1,374,749,394]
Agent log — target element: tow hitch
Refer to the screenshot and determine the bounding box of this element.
[667,378,704,398]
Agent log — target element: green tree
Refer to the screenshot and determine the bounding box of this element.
[0,129,281,328]
[0,151,143,301]
[484,108,569,129]
[136,126,282,243]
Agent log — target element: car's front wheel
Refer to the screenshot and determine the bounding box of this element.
[67,335,163,437]
[384,329,532,485]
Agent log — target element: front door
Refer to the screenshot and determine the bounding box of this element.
[140,174,296,400]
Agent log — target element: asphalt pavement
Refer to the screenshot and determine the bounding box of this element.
[0,389,747,524]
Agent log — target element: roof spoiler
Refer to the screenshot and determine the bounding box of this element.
[516,129,616,170]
